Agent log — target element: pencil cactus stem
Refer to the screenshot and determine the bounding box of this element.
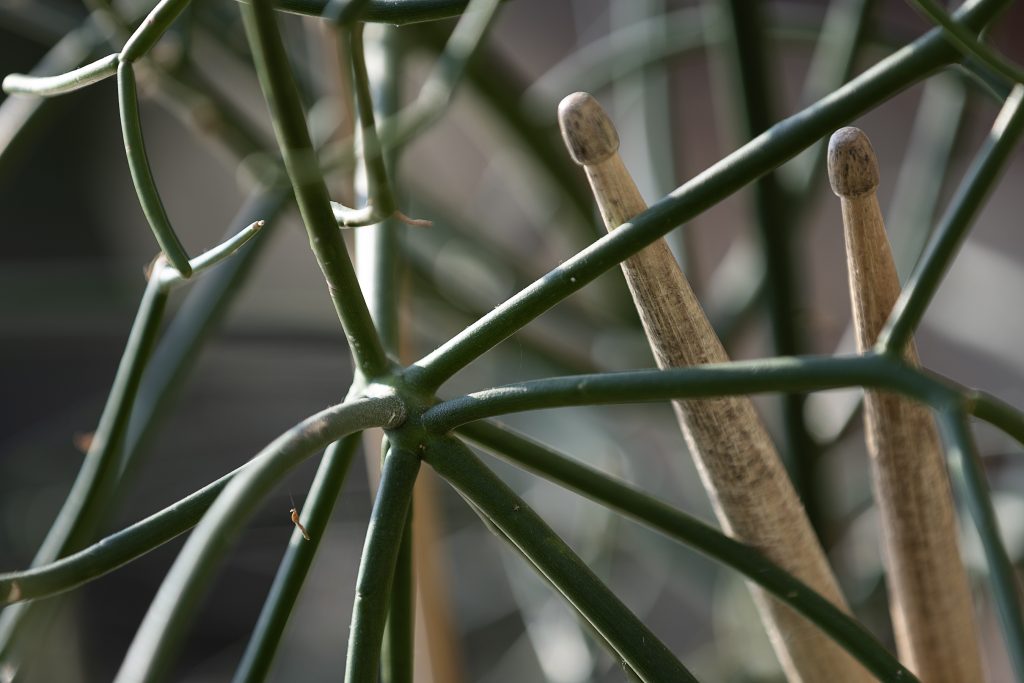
[2,53,118,96]
[117,60,193,277]
[154,220,264,290]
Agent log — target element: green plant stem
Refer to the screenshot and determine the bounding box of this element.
[317,0,505,179]
[155,220,264,290]
[120,0,193,63]
[425,435,697,683]
[907,0,1024,85]
[117,60,193,276]
[878,83,1024,353]
[332,22,397,227]
[422,354,953,432]
[113,394,405,683]
[405,0,1011,392]
[240,0,389,380]
[0,273,168,661]
[970,391,1024,448]
[456,419,919,682]
[2,52,117,95]
[0,460,246,605]
[936,410,1024,681]
[381,504,414,683]
[381,509,414,683]
[345,448,420,683]
[262,0,501,25]
[233,433,363,683]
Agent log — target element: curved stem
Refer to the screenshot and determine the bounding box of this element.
[113,394,405,683]
[936,410,1024,681]
[2,52,117,95]
[907,0,1024,85]
[425,435,697,683]
[878,84,1024,353]
[155,220,264,291]
[456,419,919,683]
[118,60,193,276]
[404,0,1009,392]
[233,433,363,683]
[0,460,246,606]
[240,0,390,379]
[120,0,193,63]
[345,448,420,683]
[422,353,954,433]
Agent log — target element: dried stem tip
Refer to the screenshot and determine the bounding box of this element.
[558,92,620,166]
[828,126,880,198]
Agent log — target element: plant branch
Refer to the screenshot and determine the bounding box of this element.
[424,435,697,683]
[878,84,1024,353]
[233,433,363,683]
[422,353,955,432]
[345,448,420,683]
[118,60,193,276]
[936,409,1024,681]
[240,0,390,379]
[456,419,919,683]
[1,52,118,95]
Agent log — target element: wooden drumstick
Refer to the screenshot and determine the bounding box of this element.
[829,127,983,682]
[559,92,870,682]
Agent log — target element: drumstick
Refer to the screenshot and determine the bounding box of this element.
[829,126,982,682]
[559,91,870,682]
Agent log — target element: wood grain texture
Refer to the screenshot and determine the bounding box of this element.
[559,92,870,683]
[830,126,983,682]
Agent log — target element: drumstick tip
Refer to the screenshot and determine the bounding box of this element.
[828,126,879,198]
[558,91,620,166]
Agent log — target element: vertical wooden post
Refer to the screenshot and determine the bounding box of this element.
[829,126,983,682]
[559,91,870,682]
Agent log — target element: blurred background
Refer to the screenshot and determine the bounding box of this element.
[2,0,1024,680]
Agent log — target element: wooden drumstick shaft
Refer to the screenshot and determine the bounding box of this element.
[559,92,870,683]
[829,127,982,682]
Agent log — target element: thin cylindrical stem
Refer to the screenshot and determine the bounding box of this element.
[457,419,918,682]
[829,126,982,681]
[117,61,193,276]
[381,507,414,683]
[240,0,390,379]
[120,0,193,63]
[421,354,954,433]
[345,448,420,683]
[879,84,1024,353]
[425,436,697,683]
[936,410,1024,682]
[2,52,118,95]
[233,433,363,683]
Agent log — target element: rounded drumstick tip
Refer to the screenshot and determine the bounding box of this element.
[827,126,880,198]
[558,92,619,166]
